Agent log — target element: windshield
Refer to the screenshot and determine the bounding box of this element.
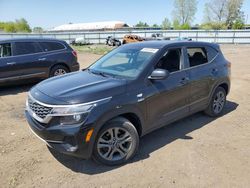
[89,47,158,79]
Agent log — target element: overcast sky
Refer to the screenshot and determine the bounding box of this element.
[0,0,249,29]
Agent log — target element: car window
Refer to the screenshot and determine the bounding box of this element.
[187,47,208,67]
[0,43,12,58]
[89,47,157,79]
[156,48,181,72]
[206,46,218,61]
[14,42,43,55]
[39,42,65,52]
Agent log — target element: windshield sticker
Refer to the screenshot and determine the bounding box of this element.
[141,48,159,53]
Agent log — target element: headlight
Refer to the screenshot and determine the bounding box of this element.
[51,104,95,116]
[59,113,89,125]
[50,104,95,125]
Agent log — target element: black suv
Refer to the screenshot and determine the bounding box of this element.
[0,38,79,85]
[25,41,231,165]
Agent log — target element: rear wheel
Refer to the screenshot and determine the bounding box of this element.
[50,65,69,77]
[204,87,226,117]
[93,117,139,166]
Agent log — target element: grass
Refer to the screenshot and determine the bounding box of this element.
[71,44,114,55]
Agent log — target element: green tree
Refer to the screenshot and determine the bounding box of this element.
[161,18,171,29]
[152,23,160,28]
[172,0,197,25]
[203,0,245,29]
[226,0,245,29]
[135,21,149,28]
[33,27,44,33]
[4,22,17,33]
[173,19,181,29]
[15,18,31,32]
[0,18,31,33]
[179,23,191,30]
[232,18,244,29]
[200,22,227,30]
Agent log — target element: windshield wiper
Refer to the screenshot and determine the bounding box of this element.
[87,69,108,78]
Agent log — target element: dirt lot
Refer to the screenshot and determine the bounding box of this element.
[0,45,250,188]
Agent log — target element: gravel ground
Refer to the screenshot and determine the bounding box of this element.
[0,45,249,188]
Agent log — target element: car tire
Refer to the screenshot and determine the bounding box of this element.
[49,65,69,77]
[92,117,139,166]
[204,86,227,117]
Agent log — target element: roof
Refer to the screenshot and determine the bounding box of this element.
[0,38,65,43]
[122,40,219,49]
[50,21,129,31]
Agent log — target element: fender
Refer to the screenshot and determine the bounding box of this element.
[84,103,146,157]
[208,76,230,106]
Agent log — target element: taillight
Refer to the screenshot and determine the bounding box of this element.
[72,50,78,60]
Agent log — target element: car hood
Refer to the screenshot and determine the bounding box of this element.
[33,70,127,104]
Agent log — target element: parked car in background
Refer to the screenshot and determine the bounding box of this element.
[122,34,170,45]
[70,37,91,45]
[0,38,79,85]
[148,33,170,41]
[25,41,230,165]
[176,37,192,41]
[122,34,145,44]
[106,36,121,46]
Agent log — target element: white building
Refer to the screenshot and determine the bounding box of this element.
[50,21,129,32]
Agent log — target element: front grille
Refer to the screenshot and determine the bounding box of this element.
[28,96,53,119]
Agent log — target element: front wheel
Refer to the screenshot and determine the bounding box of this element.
[92,117,139,166]
[204,86,227,117]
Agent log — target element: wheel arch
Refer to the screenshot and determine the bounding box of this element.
[94,107,145,138]
[218,82,229,95]
[49,63,70,74]
[117,113,142,137]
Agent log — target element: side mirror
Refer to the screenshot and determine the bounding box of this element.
[148,69,169,80]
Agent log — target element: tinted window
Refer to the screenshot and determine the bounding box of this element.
[187,47,208,67]
[0,43,12,57]
[156,48,181,72]
[206,46,218,61]
[15,42,43,55]
[39,42,65,52]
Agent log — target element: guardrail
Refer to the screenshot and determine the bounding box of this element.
[0,30,250,44]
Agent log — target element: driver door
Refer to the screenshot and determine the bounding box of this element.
[145,47,190,131]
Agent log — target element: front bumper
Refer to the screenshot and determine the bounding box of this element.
[25,110,94,159]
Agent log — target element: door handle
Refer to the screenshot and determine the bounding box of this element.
[211,68,218,75]
[180,77,189,85]
[38,58,46,61]
[7,62,16,65]
[212,68,218,73]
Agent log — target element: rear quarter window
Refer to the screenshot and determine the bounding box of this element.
[39,42,65,52]
[187,47,208,67]
[14,42,43,55]
[0,43,12,57]
[206,46,219,61]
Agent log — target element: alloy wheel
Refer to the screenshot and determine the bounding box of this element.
[54,69,67,76]
[213,91,225,114]
[97,127,133,161]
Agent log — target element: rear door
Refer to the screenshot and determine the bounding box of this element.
[185,46,218,112]
[12,41,47,79]
[0,42,17,83]
[37,41,68,72]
